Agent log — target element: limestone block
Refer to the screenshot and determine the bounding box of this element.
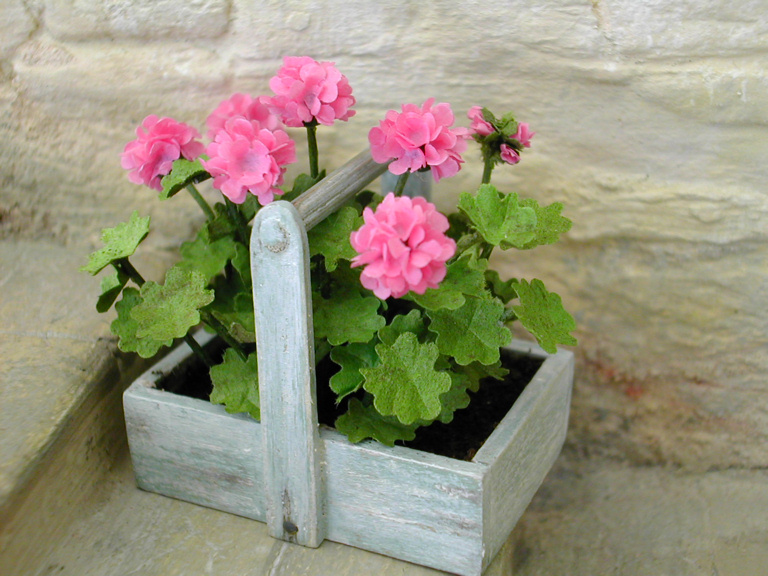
[596,0,768,59]
[12,37,230,121]
[43,0,231,41]
[631,62,768,125]
[0,1,37,62]
[228,0,608,101]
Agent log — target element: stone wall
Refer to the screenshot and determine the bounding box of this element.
[2,0,765,469]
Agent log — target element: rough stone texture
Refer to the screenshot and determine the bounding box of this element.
[10,448,768,576]
[2,0,766,473]
[44,0,232,41]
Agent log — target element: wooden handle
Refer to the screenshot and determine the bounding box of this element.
[251,201,325,547]
[250,148,388,549]
[292,149,389,231]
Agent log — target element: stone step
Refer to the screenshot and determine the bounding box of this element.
[2,239,768,576]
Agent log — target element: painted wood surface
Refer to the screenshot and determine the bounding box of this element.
[251,201,325,548]
[124,338,573,576]
[292,149,388,230]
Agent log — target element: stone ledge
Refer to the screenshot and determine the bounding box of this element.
[0,239,148,571]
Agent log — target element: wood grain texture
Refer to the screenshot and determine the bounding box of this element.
[251,201,325,548]
[124,339,574,576]
[321,429,486,576]
[476,344,574,572]
[124,378,265,520]
[292,149,388,230]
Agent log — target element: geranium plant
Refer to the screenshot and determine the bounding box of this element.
[83,56,577,447]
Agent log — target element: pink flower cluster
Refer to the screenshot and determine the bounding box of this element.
[369,99,469,182]
[467,106,535,166]
[268,56,356,127]
[467,106,494,136]
[205,93,281,140]
[350,193,456,300]
[201,117,296,205]
[121,115,204,191]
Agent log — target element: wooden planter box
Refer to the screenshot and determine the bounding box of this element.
[122,151,575,576]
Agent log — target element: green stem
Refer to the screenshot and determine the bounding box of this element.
[200,310,248,362]
[393,171,411,196]
[451,233,483,262]
[501,308,517,323]
[184,334,215,367]
[225,198,250,246]
[482,157,494,185]
[480,243,494,260]
[186,184,215,221]
[115,258,145,287]
[305,121,320,179]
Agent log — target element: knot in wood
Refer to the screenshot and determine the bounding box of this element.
[283,519,299,535]
[260,217,289,253]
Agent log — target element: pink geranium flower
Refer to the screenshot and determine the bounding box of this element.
[500,144,520,165]
[350,193,456,300]
[121,115,204,191]
[268,56,356,127]
[467,106,494,136]
[368,99,469,182]
[201,117,296,205]
[512,122,535,148]
[205,93,282,140]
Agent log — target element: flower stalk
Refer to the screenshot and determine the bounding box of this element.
[392,171,410,196]
[305,120,320,179]
[186,183,216,221]
[481,157,494,185]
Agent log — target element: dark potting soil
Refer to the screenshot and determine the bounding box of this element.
[156,343,542,462]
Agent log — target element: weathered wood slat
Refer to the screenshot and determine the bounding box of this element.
[124,337,573,576]
[475,343,574,572]
[292,149,388,230]
[251,201,325,548]
[123,331,266,521]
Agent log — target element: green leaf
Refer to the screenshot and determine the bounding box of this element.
[132,267,215,342]
[159,158,210,200]
[427,295,512,366]
[458,185,537,250]
[282,171,326,202]
[457,360,509,393]
[176,227,238,282]
[512,279,577,353]
[308,205,362,272]
[96,270,129,313]
[239,195,261,222]
[518,198,573,249]
[446,211,472,242]
[81,211,150,275]
[210,348,260,420]
[209,292,256,344]
[205,203,237,241]
[377,309,429,346]
[334,398,419,446]
[206,261,255,344]
[485,270,518,304]
[406,254,489,311]
[110,288,173,357]
[436,372,473,424]
[329,340,379,401]
[231,243,251,285]
[313,288,385,345]
[362,332,452,425]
